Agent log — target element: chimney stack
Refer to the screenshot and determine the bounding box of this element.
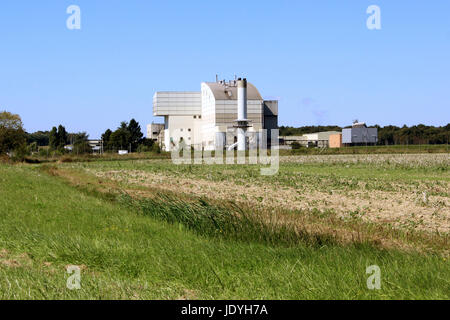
[236,78,249,151]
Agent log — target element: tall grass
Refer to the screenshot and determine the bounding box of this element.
[1,163,449,299]
[120,193,336,247]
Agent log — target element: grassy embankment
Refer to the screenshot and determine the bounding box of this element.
[0,159,448,299]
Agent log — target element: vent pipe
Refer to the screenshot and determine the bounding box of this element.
[236,78,249,151]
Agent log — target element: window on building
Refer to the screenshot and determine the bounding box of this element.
[188,128,191,132]
[193,116,197,119]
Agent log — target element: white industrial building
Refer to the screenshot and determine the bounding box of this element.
[149,78,278,151]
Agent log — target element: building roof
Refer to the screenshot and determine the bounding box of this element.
[352,122,367,128]
[202,81,263,101]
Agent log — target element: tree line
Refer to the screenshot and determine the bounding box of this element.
[47,125,92,154]
[26,118,158,153]
[100,119,158,153]
[1,110,160,160]
[279,124,450,145]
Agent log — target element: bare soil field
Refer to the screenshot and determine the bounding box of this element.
[74,153,449,235]
[92,169,449,233]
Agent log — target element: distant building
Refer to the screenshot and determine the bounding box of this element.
[147,123,165,142]
[302,131,341,148]
[342,122,378,146]
[329,133,343,148]
[64,140,102,153]
[280,131,341,148]
[150,78,278,151]
[88,140,102,153]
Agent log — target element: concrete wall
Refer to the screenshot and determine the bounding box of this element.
[263,100,278,141]
[163,115,198,151]
[147,124,164,140]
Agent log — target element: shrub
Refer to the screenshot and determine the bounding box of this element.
[291,142,302,150]
[38,148,49,157]
[59,156,73,163]
[137,144,151,153]
[151,143,161,154]
[11,143,30,162]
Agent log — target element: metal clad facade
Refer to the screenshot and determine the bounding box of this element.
[153,92,201,116]
[342,128,378,144]
[342,129,351,143]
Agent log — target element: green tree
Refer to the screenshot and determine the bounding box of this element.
[73,132,92,154]
[0,111,26,155]
[127,119,143,152]
[49,125,69,151]
[26,131,50,146]
[49,127,58,150]
[136,137,154,153]
[101,129,113,152]
[110,122,131,151]
[57,125,68,150]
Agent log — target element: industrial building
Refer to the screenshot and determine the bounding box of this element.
[280,122,378,149]
[280,131,341,148]
[150,78,278,151]
[342,122,378,146]
[146,123,165,142]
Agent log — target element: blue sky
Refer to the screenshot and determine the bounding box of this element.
[0,1,449,138]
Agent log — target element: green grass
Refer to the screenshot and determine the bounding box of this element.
[122,193,336,247]
[0,163,449,299]
[59,155,449,251]
[67,155,449,195]
[281,144,450,155]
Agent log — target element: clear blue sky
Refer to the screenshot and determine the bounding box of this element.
[0,1,449,138]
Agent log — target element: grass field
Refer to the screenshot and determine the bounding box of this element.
[280,144,449,155]
[0,153,449,299]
